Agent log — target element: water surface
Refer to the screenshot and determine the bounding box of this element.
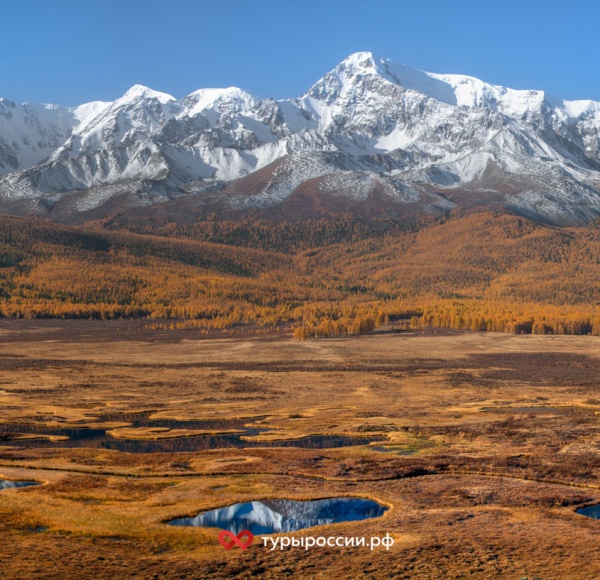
[0,413,382,453]
[0,479,39,490]
[481,406,560,414]
[576,504,600,519]
[168,497,388,534]
[371,445,419,455]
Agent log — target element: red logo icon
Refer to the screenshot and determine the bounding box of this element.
[218,529,254,550]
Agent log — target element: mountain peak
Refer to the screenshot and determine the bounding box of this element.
[324,53,550,112]
[339,51,378,67]
[119,84,176,104]
[182,86,261,116]
[335,51,393,78]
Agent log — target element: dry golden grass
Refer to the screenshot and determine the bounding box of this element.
[0,320,600,578]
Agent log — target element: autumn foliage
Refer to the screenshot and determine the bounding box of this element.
[1,211,600,338]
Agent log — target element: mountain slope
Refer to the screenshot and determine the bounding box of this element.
[2,52,600,225]
[1,211,600,336]
[0,99,109,174]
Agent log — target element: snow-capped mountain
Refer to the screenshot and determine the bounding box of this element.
[0,98,109,173]
[2,51,600,224]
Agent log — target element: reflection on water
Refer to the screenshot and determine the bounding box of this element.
[168,497,388,534]
[576,504,600,519]
[0,413,382,453]
[0,479,39,490]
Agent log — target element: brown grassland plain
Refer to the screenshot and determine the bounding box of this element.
[0,321,599,578]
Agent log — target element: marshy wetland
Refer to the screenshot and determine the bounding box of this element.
[1,320,600,578]
[0,413,380,453]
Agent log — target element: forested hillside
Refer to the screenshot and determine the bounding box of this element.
[1,211,600,336]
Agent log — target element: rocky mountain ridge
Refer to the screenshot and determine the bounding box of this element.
[2,52,600,225]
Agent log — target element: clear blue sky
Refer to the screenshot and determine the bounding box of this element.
[2,0,600,106]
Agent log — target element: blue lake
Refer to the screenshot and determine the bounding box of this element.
[168,497,388,534]
[576,504,600,519]
[0,479,39,490]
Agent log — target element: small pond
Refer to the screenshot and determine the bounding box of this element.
[481,406,561,414]
[0,412,383,453]
[482,406,594,417]
[576,504,600,519]
[168,497,388,534]
[371,445,420,455]
[0,479,39,490]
